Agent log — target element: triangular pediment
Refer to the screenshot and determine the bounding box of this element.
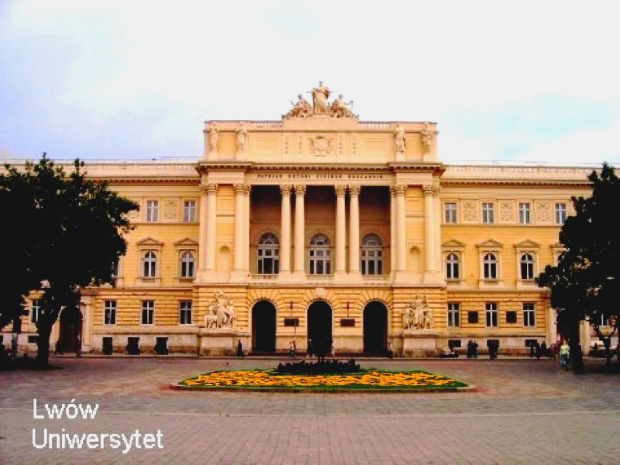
[442,239,466,249]
[476,239,503,249]
[514,239,541,249]
[136,237,164,247]
[174,237,199,247]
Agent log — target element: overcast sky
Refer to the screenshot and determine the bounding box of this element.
[1,0,619,165]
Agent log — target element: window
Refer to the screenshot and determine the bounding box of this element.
[146,200,159,222]
[597,314,611,326]
[104,300,117,325]
[468,311,479,324]
[141,301,154,325]
[444,202,457,224]
[447,303,460,327]
[31,300,41,324]
[257,233,279,274]
[309,234,331,275]
[485,303,498,327]
[179,251,195,278]
[482,202,494,224]
[523,303,535,327]
[520,253,535,280]
[555,202,567,225]
[519,202,531,224]
[445,252,460,280]
[506,311,517,324]
[483,253,497,279]
[361,234,383,275]
[179,301,192,325]
[142,251,157,278]
[183,200,196,222]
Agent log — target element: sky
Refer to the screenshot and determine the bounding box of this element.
[1,0,619,165]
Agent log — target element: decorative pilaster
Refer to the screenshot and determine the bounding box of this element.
[205,183,218,273]
[280,185,292,275]
[394,184,407,273]
[293,185,306,276]
[390,187,396,277]
[423,185,436,275]
[349,185,361,276]
[335,185,347,276]
[198,184,210,271]
[244,185,251,273]
[233,184,245,272]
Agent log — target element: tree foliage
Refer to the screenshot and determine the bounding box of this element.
[537,163,620,369]
[0,155,138,366]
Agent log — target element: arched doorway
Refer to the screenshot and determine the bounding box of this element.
[59,306,82,353]
[307,301,332,353]
[363,301,388,354]
[252,300,276,352]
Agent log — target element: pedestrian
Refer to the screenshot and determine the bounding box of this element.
[289,340,296,358]
[330,340,335,358]
[467,340,473,359]
[236,339,244,357]
[387,342,394,359]
[541,341,547,358]
[306,338,314,359]
[472,340,478,358]
[535,341,542,360]
[559,340,570,370]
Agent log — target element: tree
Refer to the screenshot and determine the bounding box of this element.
[537,163,620,371]
[0,155,138,366]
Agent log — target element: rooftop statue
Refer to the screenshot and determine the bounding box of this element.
[330,94,355,118]
[311,81,331,115]
[283,94,312,119]
[284,83,358,119]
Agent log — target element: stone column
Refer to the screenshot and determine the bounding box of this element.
[335,185,347,276]
[349,185,361,276]
[198,185,209,270]
[280,185,292,275]
[547,306,557,343]
[394,185,407,272]
[244,185,251,273]
[80,294,94,353]
[234,184,245,272]
[293,185,306,276]
[390,187,396,276]
[205,183,218,273]
[423,185,436,275]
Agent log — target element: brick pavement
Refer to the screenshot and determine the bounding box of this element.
[1,357,619,464]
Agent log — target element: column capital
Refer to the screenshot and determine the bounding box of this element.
[202,183,218,194]
[393,184,407,196]
[234,183,245,194]
[348,185,361,196]
[243,184,252,195]
[423,184,441,197]
[280,184,292,195]
[295,185,306,195]
[335,185,347,197]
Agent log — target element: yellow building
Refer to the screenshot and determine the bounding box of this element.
[6,86,600,356]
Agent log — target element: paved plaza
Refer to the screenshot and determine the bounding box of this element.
[1,356,619,464]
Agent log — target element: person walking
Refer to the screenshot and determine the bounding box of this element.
[560,340,570,370]
[236,339,244,358]
[306,338,314,359]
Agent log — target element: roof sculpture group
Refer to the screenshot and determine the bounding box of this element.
[284,81,356,119]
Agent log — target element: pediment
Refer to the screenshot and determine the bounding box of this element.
[442,239,466,249]
[514,239,541,249]
[174,237,199,247]
[136,237,164,247]
[476,239,503,249]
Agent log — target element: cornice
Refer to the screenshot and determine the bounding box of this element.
[441,179,590,187]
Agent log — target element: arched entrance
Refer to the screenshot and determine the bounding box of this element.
[307,301,332,353]
[59,306,82,353]
[252,300,276,352]
[363,301,388,354]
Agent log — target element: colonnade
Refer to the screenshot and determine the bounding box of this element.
[197,182,442,281]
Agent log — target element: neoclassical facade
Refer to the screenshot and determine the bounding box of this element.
[6,85,602,356]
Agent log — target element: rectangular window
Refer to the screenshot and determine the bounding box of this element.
[104,300,117,325]
[482,202,494,224]
[146,200,159,222]
[468,311,479,324]
[518,202,531,224]
[506,311,517,324]
[555,202,567,225]
[444,202,457,224]
[179,301,192,325]
[523,303,535,327]
[183,200,196,223]
[31,300,41,324]
[485,303,498,327]
[447,303,460,327]
[141,301,154,325]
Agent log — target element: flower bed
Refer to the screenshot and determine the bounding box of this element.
[178,370,468,391]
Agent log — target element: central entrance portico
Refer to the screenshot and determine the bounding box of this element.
[307,301,332,352]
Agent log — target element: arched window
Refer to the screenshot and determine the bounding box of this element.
[257,233,279,274]
[142,251,157,278]
[309,234,331,275]
[180,251,195,278]
[483,253,497,279]
[520,253,534,280]
[445,252,460,280]
[361,234,383,275]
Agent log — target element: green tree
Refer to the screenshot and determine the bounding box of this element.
[0,155,138,366]
[537,163,620,371]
